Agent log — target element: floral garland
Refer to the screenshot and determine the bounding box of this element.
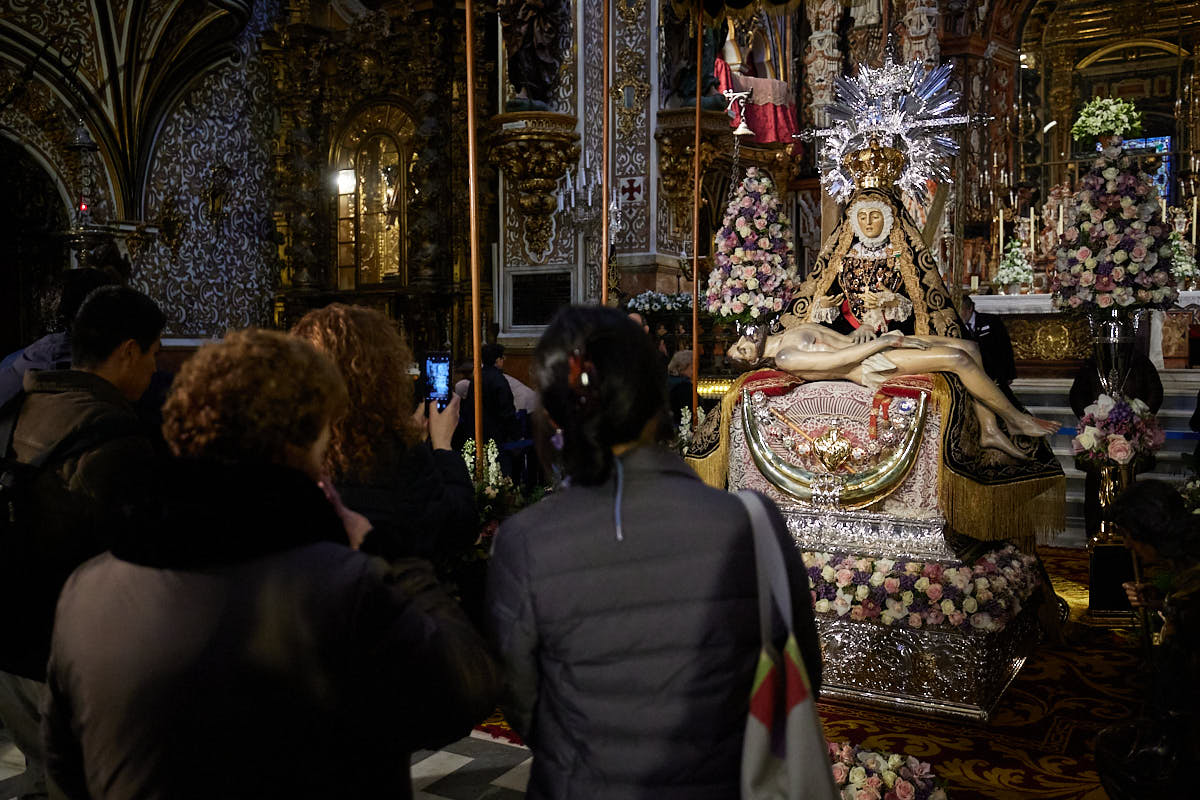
[1071,97,1143,141]
[1049,143,1177,311]
[803,545,1040,633]
[705,166,797,324]
[829,742,948,800]
[626,290,693,314]
[1071,393,1164,468]
[994,239,1033,287]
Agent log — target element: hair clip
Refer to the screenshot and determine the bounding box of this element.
[567,350,594,397]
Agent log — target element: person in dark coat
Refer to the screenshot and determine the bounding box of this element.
[0,268,118,407]
[959,295,1017,404]
[486,306,822,800]
[0,287,163,799]
[1070,352,1164,539]
[42,329,498,800]
[455,343,520,467]
[292,304,477,561]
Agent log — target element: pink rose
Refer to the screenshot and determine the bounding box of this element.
[1107,436,1134,465]
[836,569,854,587]
[1078,271,1095,286]
[1076,246,1092,260]
[1091,209,1105,223]
[884,577,901,594]
[832,763,849,785]
[925,608,945,625]
[1064,227,1079,242]
[856,789,881,800]
[949,611,966,626]
[1111,266,1125,282]
[850,606,866,621]
[925,583,944,602]
[1131,245,1147,261]
[921,563,944,581]
[1097,293,1115,308]
[866,777,883,790]
[894,779,916,800]
[908,613,923,628]
[1068,295,1083,308]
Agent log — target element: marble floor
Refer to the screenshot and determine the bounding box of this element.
[0,726,529,799]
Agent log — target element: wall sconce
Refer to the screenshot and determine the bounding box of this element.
[336,169,356,195]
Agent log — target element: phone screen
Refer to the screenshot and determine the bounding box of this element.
[425,352,451,410]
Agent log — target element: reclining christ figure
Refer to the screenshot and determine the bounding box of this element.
[729,323,1060,459]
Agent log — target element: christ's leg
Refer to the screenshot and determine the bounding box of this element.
[885,347,1060,436]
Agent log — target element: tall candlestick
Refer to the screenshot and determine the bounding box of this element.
[1192,195,1197,246]
[1161,197,1167,220]
[1030,207,1036,257]
[1057,203,1064,236]
[999,208,1004,253]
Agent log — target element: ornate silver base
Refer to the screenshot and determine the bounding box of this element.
[815,600,1040,721]
[781,505,956,562]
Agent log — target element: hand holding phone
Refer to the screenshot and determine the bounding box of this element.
[424,352,452,411]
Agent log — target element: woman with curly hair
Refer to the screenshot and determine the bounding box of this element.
[291,303,477,561]
[42,329,497,798]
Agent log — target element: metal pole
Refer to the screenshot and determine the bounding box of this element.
[465,0,484,479]
[601,0,611,304]
[691,0,702,424]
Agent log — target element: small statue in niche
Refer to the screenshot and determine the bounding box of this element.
[204,163,232,226]
[659,2,727,111]
[499,0,568,112]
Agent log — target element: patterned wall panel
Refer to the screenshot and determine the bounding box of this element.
[613,0,650,254]
[1,0,104,90]
[134,10,276,336]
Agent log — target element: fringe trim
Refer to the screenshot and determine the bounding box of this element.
[685,370,762,489]
[931,375,1066,545]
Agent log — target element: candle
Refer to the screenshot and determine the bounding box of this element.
[557,192,563,213]
[999,207,1004,253]
[566,170,573,193]
[1057,203,1064,236]
[1030,208,1036,256]
[970,275,979,291]
[1161,197,1167,220]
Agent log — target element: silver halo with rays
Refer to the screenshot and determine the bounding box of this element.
[801,52,984,204]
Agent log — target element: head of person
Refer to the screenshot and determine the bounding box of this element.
[959,295,975,322]
[290,303,420,483]
[162,329,348,481]
[533,305,670,486]
[482,342,505,369]
[43,268,121,333]
[70,286,166,402]
[1112,480,1200,565]
[848,196,894,247]
[627,311,650,334]
[667,349,693,378]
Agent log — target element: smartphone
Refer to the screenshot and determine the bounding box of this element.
[424,351,452,411]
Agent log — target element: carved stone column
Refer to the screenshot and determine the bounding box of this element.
[1047,45,1075,185]
[805,0,842,128]
[902,0,940,69]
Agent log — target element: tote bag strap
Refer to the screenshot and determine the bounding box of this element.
[736,490,793,641]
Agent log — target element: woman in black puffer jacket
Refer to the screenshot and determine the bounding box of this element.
[486,306,822,800]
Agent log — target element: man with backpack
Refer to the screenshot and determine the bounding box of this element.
[0,286,164,799]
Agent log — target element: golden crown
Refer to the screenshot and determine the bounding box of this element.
[840,138,906,190]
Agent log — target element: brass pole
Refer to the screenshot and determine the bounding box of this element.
[465,0,484,478]
[601,0,611,304]
[691,0,702,424]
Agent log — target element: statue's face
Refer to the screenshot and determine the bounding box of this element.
[857,208,887,240]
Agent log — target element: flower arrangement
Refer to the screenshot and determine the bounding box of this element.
[1071,394,1164,469]
[1179,477,1200,514]
[1168,229,1198,285]
[673,405,707,454]
[705,167,797,324]
[1049,142,1177,311]
[1071,97,1143,141]
[626,290,693,314]
[828,742,947,800]
[994,239,1033,289]
[803,545,1040,634]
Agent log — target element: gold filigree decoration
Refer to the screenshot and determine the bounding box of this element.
[614,47,651,140]
[617,0,645,24]
[1006,317,1090,361]
[813,428,853,472]
[488,111,581,257]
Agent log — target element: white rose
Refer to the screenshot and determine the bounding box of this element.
[815,599,831,613]
[964,596,978,613]
[848,766,867,785]
[855,584,869,600]
[1103,167,1119,180]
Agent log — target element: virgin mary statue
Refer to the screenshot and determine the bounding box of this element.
[785,138,964,340]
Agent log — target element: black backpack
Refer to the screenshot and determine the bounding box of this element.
[0,392,134,540]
